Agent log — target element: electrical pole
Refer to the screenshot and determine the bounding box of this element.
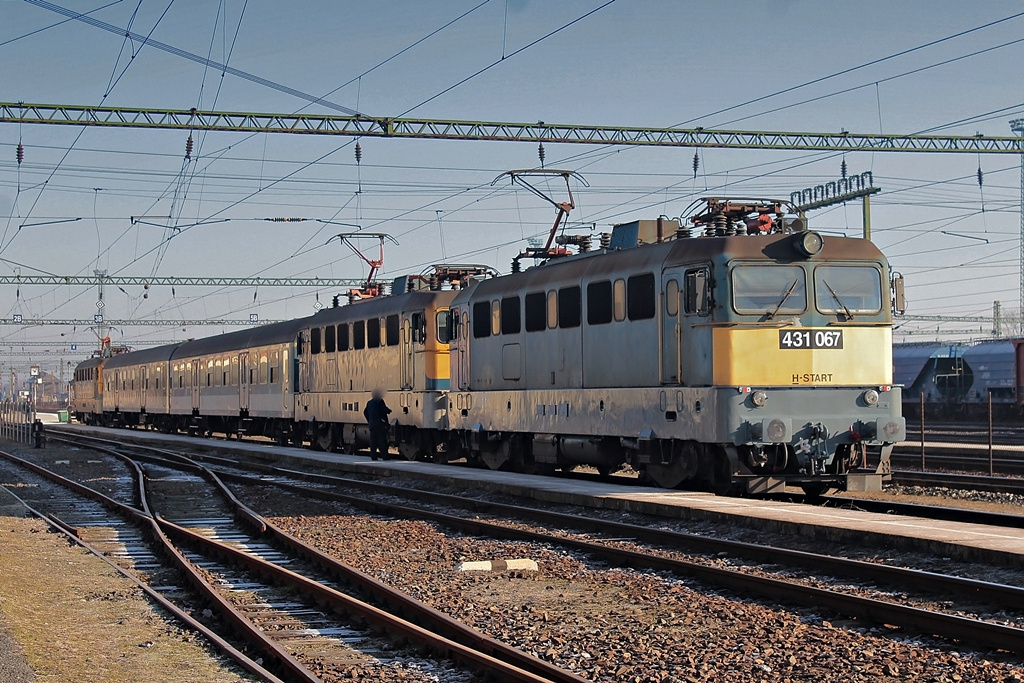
[1012,119,1024,333]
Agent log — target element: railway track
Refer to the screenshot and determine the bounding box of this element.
[0,442,585,683]
[39,431,1024,655]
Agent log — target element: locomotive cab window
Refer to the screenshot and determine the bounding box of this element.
[525,292,545,332]
[325,325,336,353]
[814,265,882,315]
[685,267,711,316]
[411,312,425,344]
[732,265,806,315]
[436,310,452,343]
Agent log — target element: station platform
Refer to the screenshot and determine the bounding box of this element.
[51,424,1024,568]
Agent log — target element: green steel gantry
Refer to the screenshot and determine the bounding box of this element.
[3,102,1024,152]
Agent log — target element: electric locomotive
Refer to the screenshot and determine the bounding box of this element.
[445,199,905,494]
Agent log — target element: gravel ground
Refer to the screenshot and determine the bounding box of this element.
[239,485,1024,683]
[291,469,1024,588]
[0,603,35,682]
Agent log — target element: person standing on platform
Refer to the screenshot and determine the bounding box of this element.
[363,389,392,461]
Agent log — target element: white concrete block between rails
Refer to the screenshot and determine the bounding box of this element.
[456,559,538,572]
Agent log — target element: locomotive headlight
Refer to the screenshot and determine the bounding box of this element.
[794,231,824,257]
[863,389,880,406]
[751,390,768,407]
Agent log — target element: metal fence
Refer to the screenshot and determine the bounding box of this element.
[0,400,35,445]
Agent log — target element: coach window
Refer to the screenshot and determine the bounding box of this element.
[260,354,268,383]
[270,352,279,384]
[491,300,501,336]
[338,324,349,351]
[473,301,491,338]
[325,324,336,353]
[353,320,366,349]
[231,357,239,385]
[386,314,401,346]
[367,318,382,348]
[587,281,613,325]
[732,264,806,315]
[558,286,581,328]
[525,292,545,332]
[665,279,679,316]
[311,327,322,354]
[501,296,521,335]
[546,290,558,329]
[627,273,656,321]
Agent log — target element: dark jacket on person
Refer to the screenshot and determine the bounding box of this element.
[363,397,392,432]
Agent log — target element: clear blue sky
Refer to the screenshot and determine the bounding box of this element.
[2,0,1023,373]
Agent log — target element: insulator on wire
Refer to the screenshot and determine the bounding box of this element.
[355,141,362,164]
[692,152,700,178]
[538,142,545,167]
[185,134,194,160]
[840,158,847,179]
[16,142,24,165]
[977,165,984,187]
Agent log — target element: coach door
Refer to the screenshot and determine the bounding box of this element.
[238,352,249,412]
[457,308,470,390]
[401,313,418,390]
[661,272,682,384]
[140,366,148,412]
[191,359,201,411]
[297,329,311,393]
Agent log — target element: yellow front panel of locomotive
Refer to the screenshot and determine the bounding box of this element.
[712,327,893,386]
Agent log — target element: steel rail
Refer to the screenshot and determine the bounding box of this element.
[53,429,1024,597]
[0,476,285,683]
[890,470,1024,496]
[47,435,583,683]
[0,449,316,682]
[50,431,1024,653]
[246,478,1024,653]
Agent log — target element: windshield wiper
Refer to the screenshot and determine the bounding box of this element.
[766,279,799,320]
[822,279,855,320]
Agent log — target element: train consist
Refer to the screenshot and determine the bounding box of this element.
[73,198,905,495]
[895,339,1024,419]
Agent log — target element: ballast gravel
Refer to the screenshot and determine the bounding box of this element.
[241,487,1024,683]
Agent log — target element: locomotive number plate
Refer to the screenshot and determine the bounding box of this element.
[778,329,843,349]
